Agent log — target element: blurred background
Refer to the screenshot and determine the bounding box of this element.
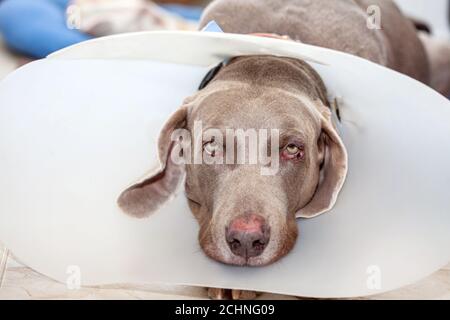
[0,0,210,78]
[0,0,449,79]
[0,1,449,64]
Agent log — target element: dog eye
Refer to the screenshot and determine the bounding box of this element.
[203,141,219,157]
[282,143,305,160]
[286,144,300,154]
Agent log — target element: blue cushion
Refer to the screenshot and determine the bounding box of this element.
[0,0,91,58]
[0,0,203,59]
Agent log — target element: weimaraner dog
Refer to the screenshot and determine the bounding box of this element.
[118,0,450,299]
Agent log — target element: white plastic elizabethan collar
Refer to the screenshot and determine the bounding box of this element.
[0,31,449,298]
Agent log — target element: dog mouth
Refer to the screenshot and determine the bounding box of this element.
[201,245,269,266]
[202,244,290,267]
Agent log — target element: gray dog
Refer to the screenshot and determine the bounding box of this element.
[118,0,450,299]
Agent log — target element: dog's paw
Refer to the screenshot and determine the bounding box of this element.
[207,288,228,300]
[231,289,258,300]
[207,288,257,300]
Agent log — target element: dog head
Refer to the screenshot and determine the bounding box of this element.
[118,56,347,266]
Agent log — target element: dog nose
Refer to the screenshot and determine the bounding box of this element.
[226,214,270,259]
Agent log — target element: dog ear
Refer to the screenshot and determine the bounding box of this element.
[117,106,189,218]
[296,111,348,218]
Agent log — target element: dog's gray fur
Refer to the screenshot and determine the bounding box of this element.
[118,0,450,299]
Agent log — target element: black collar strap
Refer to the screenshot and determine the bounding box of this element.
[198,61,227,90]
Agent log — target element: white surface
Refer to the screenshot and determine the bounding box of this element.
[1,244,448,300]
[0,32,449,298]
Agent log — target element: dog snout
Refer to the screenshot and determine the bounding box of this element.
[226,214,270,259]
